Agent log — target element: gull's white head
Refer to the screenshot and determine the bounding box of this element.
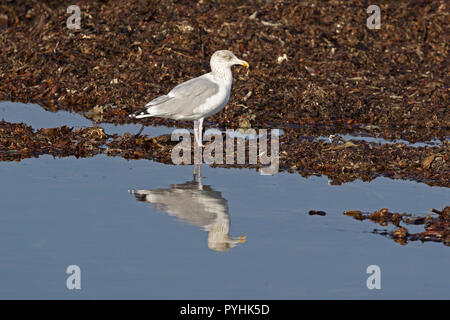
[210,50,249,75]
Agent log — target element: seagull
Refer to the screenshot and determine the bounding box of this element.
[129,50,249,146]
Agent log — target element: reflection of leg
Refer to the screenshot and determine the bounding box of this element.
[193,164,202,180]
[193,163,198,177]
[134,125,145,138]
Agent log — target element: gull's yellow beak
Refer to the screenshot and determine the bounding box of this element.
[241,61,249,68]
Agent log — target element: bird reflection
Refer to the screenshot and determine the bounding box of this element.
[130,170,246,252]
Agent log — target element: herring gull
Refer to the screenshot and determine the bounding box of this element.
[129,50,249,146]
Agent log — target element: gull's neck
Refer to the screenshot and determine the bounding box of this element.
[211,65,233,85]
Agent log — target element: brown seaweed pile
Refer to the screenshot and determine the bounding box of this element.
[344,207,450,246]
[0,0,448,143]
[0,121,447,187]
[0,120,107,160]
[0,1,448,185]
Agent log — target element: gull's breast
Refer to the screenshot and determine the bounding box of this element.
[193,78,231,119]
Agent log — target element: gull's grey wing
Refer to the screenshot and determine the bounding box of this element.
[142,75,219,120]
[130,94,173,118]
[144,94,172,107]
[169,75,218,98]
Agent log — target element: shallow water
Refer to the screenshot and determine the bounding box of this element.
[1,101,449,299]
[0,101,172,137]
[0,154,449,299]
[317,134,445,148]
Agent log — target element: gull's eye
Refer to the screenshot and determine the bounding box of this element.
[223,54,232,60]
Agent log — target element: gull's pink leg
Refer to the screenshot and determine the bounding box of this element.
[198,118,204,147]
[193,120,200,146]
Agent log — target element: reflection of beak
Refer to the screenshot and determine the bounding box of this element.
[232,235,247,243]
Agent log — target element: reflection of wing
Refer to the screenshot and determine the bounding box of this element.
[130,179,245,252]
[131,181,227,228]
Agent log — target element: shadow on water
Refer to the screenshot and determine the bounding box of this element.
[130,169,246,252]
